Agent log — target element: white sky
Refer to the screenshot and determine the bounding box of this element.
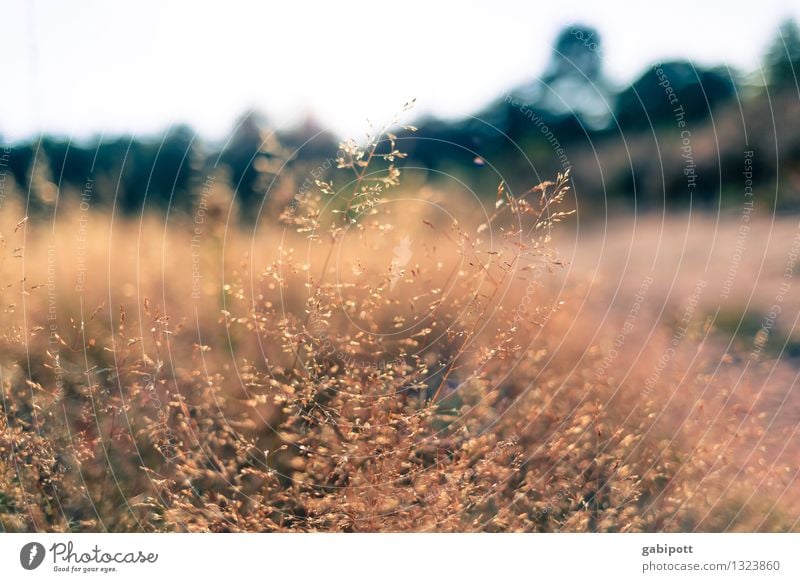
[1,0,799,141]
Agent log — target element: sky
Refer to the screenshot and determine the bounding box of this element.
[2,0,799,141]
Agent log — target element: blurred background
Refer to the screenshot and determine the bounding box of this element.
[4,0,800,534]
[2,0,800,219]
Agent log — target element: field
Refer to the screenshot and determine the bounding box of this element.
[1,125,799,532]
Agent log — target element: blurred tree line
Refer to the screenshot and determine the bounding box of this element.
[3,20,800,220]
[410,19,800,211]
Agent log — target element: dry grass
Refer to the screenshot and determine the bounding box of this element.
[1,112,799,532]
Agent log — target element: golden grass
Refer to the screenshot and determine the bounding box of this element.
[0,115,798,532]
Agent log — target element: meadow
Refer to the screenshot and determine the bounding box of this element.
[1,117,799,532]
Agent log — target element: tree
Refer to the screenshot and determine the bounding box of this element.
[536,24,611,128]
[220,110,275,215]
[615,62,736,130]
[766,19,800,89]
